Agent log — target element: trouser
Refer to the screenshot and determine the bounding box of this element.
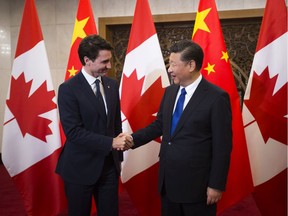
[64,156,119,216]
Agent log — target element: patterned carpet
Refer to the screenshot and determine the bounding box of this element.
[0,162,261,216]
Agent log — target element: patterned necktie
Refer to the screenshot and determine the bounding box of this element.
[171,88,186,135]
[95,79,106,116]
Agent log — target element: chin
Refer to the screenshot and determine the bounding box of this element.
[172,79,179,84]
[99,72,107,76]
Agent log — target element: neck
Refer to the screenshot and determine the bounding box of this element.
[182,71,200,87]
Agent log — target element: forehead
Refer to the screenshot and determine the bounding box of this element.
[97,50,112,60]
[169,52,182,62]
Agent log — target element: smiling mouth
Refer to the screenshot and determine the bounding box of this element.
[99,70,108,74]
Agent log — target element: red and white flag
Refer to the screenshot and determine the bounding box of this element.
[2,0,66,215]
[60,0,97,143]
[192,0,254,213]
[242,0,287,215]
[59,1,98,214]
[64,0,97,81]
[120,0,170,215]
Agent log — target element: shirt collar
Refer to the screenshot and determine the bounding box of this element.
[180,74,202,95]
[81,68,102,86]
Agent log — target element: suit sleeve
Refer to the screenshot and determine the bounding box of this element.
[113,80,122,136]
[131,89,167,147]
[208,91,232,191]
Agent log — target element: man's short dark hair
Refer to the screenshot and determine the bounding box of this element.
[78,34,113,65]
[169,40,204,71]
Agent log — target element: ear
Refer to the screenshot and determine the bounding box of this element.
[84,56,90,65]
[189,60,196,72]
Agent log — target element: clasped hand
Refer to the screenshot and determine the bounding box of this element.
[112,132,134,151]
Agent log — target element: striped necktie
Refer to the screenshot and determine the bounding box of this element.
[95,79,106,117]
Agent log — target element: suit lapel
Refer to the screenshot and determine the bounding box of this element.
[102,77,112,125]
[77,72,107,123]
[171,79,209,137]
[77,72,95,99]
[168,85,180,136]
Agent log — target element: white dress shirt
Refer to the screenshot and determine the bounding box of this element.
[81,68,107,114]
[173,74,202,113]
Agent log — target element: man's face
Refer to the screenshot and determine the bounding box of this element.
[168,52,195,86]
[86,50,112,77]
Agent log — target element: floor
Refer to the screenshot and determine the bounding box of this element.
[0,162,262,216]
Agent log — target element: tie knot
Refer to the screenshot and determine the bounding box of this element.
[181,88,186,95]
[95,79,101,85]
[95,79,101,89]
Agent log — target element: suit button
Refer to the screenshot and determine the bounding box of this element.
[168,142,171,145]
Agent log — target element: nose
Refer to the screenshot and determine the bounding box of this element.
[106,61,112,69]
[167,66,172,74]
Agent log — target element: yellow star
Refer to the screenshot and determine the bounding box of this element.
[221,51,229,62]
[71,17,90,46]
[204,62,215,75]
[192,8,211,38]
[68,66,78,77]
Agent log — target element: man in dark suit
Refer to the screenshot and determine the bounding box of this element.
[128,40,232,216]
[56,35,130,216]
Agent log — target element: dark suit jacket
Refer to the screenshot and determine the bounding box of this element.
[56,72,122,185]
[132,78,232,203]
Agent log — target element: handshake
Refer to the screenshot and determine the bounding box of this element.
[112,132,134,151]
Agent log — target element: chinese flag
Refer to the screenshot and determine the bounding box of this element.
[60,0,97,145]
[192,0,254,213]
[60,0,98,214]
[242,0,287,215]
[64,0,97,81]
[120,0,170,215]
[2,0,67,215]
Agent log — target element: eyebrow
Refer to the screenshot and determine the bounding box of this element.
[101,59,110,64]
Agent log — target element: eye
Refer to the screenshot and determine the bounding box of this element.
[169,62,176,67]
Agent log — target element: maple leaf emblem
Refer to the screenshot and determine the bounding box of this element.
[121,69,165,142]
[244,67,287,145]
[6,73,57,142]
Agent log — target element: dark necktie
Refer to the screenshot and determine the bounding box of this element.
[95,79,106,117]
[171,88,186,135]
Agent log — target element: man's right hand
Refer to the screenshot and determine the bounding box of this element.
[112,133,134,151]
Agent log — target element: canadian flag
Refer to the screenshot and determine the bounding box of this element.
[242,0,287,215]
[119,0,170,215]
[2,0,66,215]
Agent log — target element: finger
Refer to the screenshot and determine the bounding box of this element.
[118,133,125,138]
[207,197,211,205]
[125,143,130,150]
[128,142,134,148]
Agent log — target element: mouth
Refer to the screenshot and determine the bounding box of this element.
[170,75,176,79]
[170,75,178,84]
[99,70,108,75]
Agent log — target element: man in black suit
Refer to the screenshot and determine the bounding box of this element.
[56,35,130,216]
[127,40,232,216]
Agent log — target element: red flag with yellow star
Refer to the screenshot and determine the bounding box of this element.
[192,0,254,213]
[64,0,97,80]
[59,0,98,213]
[60,0,97,142]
